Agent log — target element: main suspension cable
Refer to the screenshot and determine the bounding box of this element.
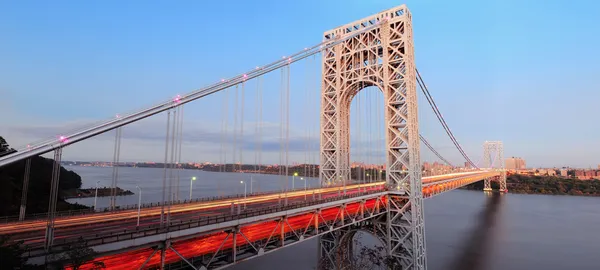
[416,69,477,168]
[419,134,453,167]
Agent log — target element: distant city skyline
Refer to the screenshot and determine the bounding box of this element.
[1,0,600,168]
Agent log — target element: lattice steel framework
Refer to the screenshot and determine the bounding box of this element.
[319,5,426,269]
[483,141,507,192]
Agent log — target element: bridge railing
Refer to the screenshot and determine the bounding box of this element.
[23,189,386,258]
[1,185,353,224]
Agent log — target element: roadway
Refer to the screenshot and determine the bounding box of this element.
[0,171,492,251]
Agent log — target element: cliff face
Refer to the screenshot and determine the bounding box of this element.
[0,137,88,216]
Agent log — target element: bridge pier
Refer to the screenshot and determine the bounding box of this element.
[483,178,492,192]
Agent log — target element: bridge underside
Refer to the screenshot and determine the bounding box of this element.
[72,193,390,270]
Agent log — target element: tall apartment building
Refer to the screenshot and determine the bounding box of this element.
[505,157,526,170]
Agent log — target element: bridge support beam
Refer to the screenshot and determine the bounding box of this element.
[499,171,507,192]
[232,227,238,263]
[160,240,170,270]
[483,178,492,191]
[138,248,159,270]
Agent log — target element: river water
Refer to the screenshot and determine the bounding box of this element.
[66,166,600,270]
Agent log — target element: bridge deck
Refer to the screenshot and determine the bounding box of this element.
[1,171,499,267]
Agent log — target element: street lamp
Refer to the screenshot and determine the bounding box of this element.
[189,176,197,200]
[293,172,298,190]
[93,181,100,210]
[240,180,247,209]
[136,186,142,227]
[300,177,307,200]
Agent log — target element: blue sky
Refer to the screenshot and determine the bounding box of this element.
[1,0,599,168]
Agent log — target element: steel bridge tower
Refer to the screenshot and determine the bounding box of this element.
[319,5,426,269]
[483,141,507,192]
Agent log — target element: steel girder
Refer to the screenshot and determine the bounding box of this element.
[88,195,389,270]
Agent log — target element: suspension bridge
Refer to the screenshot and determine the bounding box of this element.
[0,5,507,270]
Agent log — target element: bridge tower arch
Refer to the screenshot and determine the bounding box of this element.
[483,141,507,192]
[319,5,426,269]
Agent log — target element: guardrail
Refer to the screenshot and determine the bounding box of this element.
[4,173,491,224]
[1,184,364,224]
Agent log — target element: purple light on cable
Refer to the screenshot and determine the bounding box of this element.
[174,95,181,103]
[59,136,68,143]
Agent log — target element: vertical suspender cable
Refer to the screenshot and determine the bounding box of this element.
[254,78,259,174]
[377,90,382,182]
[366,89,370,187]
[258,76,263,192]
[240,82,245,175]
[285,64,291,192]
[160,110,171,227]
[313,54,323,184]
[176,105,184,201]
[304,57,309,181]
[279,68,284,194]
[368,88,373,187]
[110,126,122,210]
[233,85,239,175]
[308,55,314,182]
[357,86,362,186]
[166,108,178,226]
[220,88,229,197]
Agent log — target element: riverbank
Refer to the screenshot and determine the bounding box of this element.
[464,174,600,196]
[0,136,90,216]
[62,187,134,199]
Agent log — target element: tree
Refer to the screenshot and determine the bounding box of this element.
[50,237,105,270]
[0,236,27,269]
[0,136,16,157]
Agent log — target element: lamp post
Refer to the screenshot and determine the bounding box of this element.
[136,186,142,227]
[250,176,254,194]
[189,176,197,200]
[293,172,298,190]
[240,180,247,209]
[93,181,100,210]
[300,177,307,200]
